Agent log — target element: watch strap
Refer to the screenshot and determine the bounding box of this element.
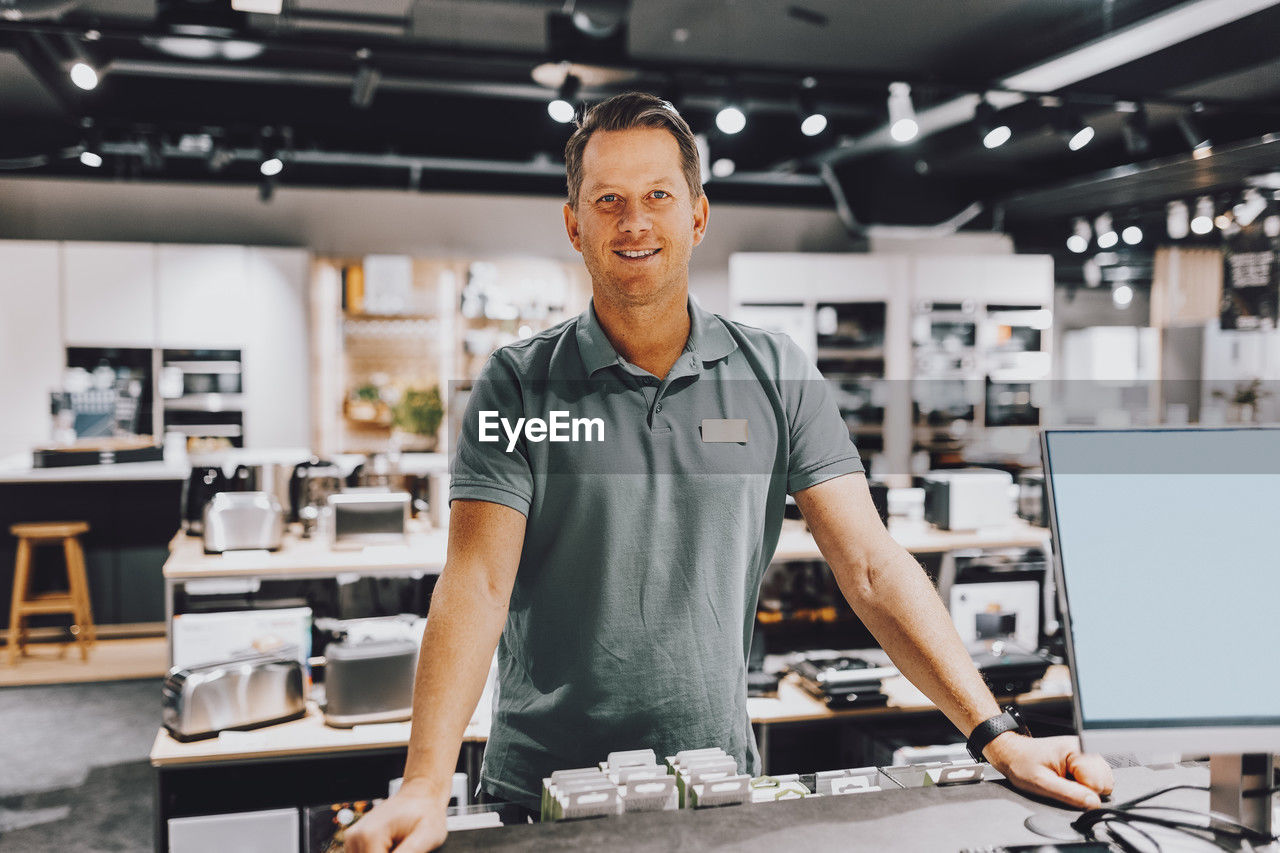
[966,710,1024,761]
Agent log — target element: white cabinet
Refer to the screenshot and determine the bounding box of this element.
[0,241,63,456]
[242,247,311,448]
[157,245,250,347]
[62,242,157,347]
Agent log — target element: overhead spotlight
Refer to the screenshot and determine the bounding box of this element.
[1190,196,1214,235]
[548,73,581,124]
[79,150,102,168]
[77,116,101,167]
[1064,111,1094,151]
[711,158,736,178]
[1167,200,1189,239]
[259,126,284,177]
[69,60,98,91]
[1122,225,1143,245]
[1233,188,1267,227]
[798,90,829,136]
[1067,217,1091,253]
[887,82,917,143]
[1176,113,1212,156]
[1095,212,1117,249]
[1119,103,1150,157]
[716,103,746,135]
[1214,212,1233,231]
[351,51,381,109]
[1112,284,1134,309]
[974,98,1010,149]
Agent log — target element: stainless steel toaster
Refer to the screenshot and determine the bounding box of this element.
[162,652,306,742]
[322,638,417,728]
[203,491,284,554]
[328,491,410,547]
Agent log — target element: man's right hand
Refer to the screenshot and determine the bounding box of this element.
[344,786,448,853]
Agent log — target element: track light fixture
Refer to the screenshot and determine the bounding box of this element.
[711,158,736,178]
[259,126,284,177]
[1095,212,1117,248]
[1122,225,1143,245]
[1190,196,1214,235]
[887,82,917,143]
[1167,200,1189,239]
[1064,111,1094,151]
[797,91,826,137]
[1176,113,1212,158]
[548,73,581,124]
[1067,217,1090,253]
[1233,188,1266,227]
[351,49,380,109]
[974,98,1010,149]
[1119,103,1150,157]
[69,60,98,91]
[716,101,746,135]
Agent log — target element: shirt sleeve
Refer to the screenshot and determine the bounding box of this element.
[780,337,864,494]
[449,352,535,516]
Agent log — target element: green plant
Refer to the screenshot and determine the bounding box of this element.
[393,386,444,437]
[354,383,381,403]
[1212,378,1270,407]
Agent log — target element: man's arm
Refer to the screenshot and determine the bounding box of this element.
[793,472,1113,809]
[346,499,525,853]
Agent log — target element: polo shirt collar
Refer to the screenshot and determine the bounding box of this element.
[575,294,738,377]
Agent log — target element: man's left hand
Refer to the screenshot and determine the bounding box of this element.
[982,733,1114,809]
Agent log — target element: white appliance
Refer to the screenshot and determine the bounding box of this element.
[922,468,1014,530]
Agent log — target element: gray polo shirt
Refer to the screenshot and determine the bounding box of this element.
[450,296,862,808]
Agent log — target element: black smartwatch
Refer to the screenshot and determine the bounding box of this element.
[966,706,1030,762]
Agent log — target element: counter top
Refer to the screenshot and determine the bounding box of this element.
[0,457,188,484]
[164,523,448,580]
[150,666,1071,767]
[437,764,1211,852]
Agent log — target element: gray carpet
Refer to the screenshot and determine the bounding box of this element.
[0,679,160,852]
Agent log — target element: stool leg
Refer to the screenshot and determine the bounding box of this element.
[8,538,31,665]
[63,536,94,661]
[71,537,96,647]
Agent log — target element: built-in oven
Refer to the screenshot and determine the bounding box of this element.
[160,349,245,449]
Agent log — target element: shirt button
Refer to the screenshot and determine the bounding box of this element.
[655,402,663,412]
[689,356,698,367]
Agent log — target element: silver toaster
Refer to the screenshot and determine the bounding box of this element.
[203,491,284,554]
[162,652,306,741]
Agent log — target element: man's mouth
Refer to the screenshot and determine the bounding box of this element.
[613,248,660,259]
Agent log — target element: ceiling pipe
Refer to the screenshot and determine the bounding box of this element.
[805,0,1280,167]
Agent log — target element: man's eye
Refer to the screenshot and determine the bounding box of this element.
[598,194,618,203]
[652,190,670,199]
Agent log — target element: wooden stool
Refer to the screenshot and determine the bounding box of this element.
[7,521,95,664]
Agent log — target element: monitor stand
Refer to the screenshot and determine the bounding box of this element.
[1210,753,1275,837]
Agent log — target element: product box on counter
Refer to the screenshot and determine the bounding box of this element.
[171,607,312,670]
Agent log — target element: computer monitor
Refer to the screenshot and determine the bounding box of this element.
[1042,427,1280,832]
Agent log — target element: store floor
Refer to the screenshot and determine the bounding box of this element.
[0,678,158,852]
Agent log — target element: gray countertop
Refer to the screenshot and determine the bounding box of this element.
[441,764,1215,853]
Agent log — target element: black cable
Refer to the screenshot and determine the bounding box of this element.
[1097,816,1162,853]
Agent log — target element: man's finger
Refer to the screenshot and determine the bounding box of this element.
[391,823,447,853]
[1066,752,1115,797]
[1027,766,1104,810]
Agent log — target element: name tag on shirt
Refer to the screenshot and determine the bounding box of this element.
[701,419,748,443]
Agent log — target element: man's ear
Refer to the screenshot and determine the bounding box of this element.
[564,202,583,252]
[691,194,710,247]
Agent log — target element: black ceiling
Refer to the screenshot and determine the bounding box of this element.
[1,0,1279,243]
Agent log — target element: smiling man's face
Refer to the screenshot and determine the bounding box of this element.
[564,127,709,308]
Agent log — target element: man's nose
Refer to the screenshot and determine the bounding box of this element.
[617,201,652,234]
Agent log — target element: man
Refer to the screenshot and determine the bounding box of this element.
[347,92,1112,852]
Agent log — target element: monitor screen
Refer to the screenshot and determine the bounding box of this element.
[1042,428,1280,753]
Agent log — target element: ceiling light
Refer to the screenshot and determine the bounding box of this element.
[1176,114,1211,154]
[1120,104,1150,157]
[1112,284,1134,308]
[974,99,1010,149]
[1065,112,1094,151]
[887,82,917,143]
[716,105,746,135]
[259,127,284,177]
[1233,188,1267,227]
[351,58,380,110]
[260,157,283,177]
[1167,200,1189,239]
[1214,213,1233,231]
[1122,225,1143,245]
[711,158,735,178]
[1094,212,1116,248]
[797,90,827,137]
[1067,217,1091,253]
[79,150,102,168]
[548,73,581,124]
[1190,196,1214,235]
[69,60,98,91]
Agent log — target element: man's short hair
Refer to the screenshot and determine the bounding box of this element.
[563,91,703,209]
